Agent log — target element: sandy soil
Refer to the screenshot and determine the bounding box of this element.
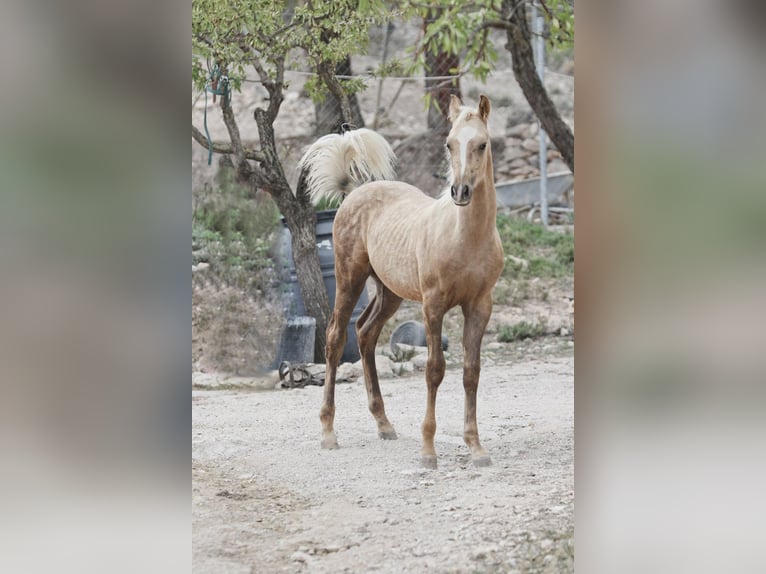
[192,353,573,573]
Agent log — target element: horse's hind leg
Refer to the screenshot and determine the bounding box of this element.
[320,271,368,450]
[356,277,402,440]
[461,296,493,467]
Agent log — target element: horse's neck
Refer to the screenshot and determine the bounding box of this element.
[456,157,497,240]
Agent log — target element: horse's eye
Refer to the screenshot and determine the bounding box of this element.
[478,142,487,152]
[445,143,452,153]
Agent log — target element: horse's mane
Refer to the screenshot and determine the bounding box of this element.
[298,128,397,205]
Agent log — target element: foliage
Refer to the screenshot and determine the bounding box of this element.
[192,169,281,293]
[496,214,573,279]
[397,0,573,84]
[542,0,575,50]
[192,0,390,100]
[313,195,342,212]
[497,319,547,342]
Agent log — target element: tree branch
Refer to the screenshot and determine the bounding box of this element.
[480,19,513,32]
[191,125,265,162]
[220,94,245,163]
[317,60,354,124]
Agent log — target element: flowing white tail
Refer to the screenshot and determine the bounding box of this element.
[298,128,397,204]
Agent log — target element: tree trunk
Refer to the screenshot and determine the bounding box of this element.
[251,109,331,363]
[285,208,330,363]
[504,0,574,173]
[315,56,365,135]
[424,12,461,133]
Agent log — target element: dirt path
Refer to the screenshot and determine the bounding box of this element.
[193,354,573,573]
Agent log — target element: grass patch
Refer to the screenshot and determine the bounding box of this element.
[497,319,547,342]
[192,168,281,292]
[496,214,573,279]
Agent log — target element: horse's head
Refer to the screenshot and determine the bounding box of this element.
[445,94,491,207]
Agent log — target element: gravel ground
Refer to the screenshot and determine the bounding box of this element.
[193,353,573,573]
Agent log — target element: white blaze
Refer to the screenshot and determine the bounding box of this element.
[456,125,477,179]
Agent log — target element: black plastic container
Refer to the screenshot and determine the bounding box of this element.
[277,210,368,363]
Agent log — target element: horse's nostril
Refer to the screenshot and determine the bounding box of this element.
[462,184,470,196]
[450,185,457,198]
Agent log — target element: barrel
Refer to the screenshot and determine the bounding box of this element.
[277,209,368,363]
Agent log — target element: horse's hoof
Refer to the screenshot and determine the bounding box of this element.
[472,454,492,467]
[421,454,438,469]
[378,428,398,440]
[321,433,339,450]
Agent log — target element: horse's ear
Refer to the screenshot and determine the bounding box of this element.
[478,94,491,122]
[448,94,462,123]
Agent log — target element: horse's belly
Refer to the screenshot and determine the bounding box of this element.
[367,226,422,301]
[368,253,422,301]
[360,193,430,302]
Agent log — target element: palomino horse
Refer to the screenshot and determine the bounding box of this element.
[299,95,504,468]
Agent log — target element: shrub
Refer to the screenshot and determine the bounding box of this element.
[192,168,284,373]
[497,320,547,343]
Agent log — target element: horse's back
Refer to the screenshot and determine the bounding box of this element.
[344,180,434,208]
[335,180,436,231]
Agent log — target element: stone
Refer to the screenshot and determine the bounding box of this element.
[525,122,539,138]
[522,138,540,152]
[509,158,528,169]
[510,165,538,178]
[305,363,326,377]
[547,159,570,174]
[337,361,363,380]
[290,551,311,563]
[505,145,529,162]
[394,361,415,375]
[506,123,527,138]
[375,355,394,378]
[411,353,428,370]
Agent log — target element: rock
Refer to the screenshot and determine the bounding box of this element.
[510,165,538,178]
[385,342,427,362]
[521,138,540,152]
[337,361,363,380]
[507,109,535,125]
[506,123,527,138]
[375,355,394,378]
[509,158,528,169]
[547,159,570,174]
[193,262,210,273]
[411,353,428,370]
[290,551,311,563]
[505,145,529,162]
[305,363,326,377]
[525,122,539,138]
[393,361,415,375]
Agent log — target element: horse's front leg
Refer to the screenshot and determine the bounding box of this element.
[421,302,446,469]
[462,296,493,467]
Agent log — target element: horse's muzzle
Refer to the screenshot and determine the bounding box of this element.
[450,183,472,206]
